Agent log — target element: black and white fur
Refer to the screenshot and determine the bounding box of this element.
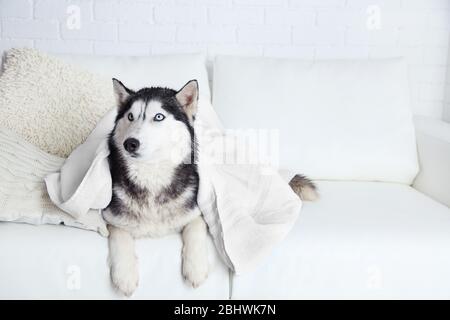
[103,79,207,296]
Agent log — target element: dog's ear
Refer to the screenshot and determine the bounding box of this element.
[112,78,134,107]
[176,80,198,121]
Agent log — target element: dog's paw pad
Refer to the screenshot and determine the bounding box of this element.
[182,255,209,288]
[111,264,139,297]
[183,267,208,288]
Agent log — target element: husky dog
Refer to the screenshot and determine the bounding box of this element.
[103,79,206,296]
[103,78,318,296]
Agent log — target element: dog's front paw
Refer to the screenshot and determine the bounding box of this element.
[110,258,139,297]
[182,249,209,288]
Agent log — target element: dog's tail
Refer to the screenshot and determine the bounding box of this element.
[289,174,319,201]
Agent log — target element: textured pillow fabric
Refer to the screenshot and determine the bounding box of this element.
[213,56,419,185]
[0,48,114,157]
[0,127,108,235]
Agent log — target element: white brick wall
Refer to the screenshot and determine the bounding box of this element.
[0,0,449,120]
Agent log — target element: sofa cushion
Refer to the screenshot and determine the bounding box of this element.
[231,181,450,299]
[57,52,211,98]
[213,56,419,184]
[0,222,229,299]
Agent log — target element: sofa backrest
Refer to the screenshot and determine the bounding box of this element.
[56,53,211,99]
[1,50,419,184]
[212,56,419,184]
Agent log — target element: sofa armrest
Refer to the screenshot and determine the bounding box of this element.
[412,116,450,207]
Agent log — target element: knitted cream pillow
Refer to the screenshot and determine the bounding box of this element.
[0,48,114,157]
[0,127,108,235]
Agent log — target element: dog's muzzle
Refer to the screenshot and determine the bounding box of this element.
[124,138,140,154]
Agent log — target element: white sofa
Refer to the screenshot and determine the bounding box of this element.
[0,53,449,299]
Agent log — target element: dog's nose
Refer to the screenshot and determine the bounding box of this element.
[124,138,140,153]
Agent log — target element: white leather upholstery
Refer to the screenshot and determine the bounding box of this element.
[0,223,229,299]
[231,181,450,299]
[213,56,419,184]
[57,53,211,98]
[413,116,450,208]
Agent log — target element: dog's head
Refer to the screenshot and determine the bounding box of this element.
[111,79,198,164]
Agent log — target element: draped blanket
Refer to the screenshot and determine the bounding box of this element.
[43,98,302,273]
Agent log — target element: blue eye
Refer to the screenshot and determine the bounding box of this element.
[128,113,134,121]
[154,113,165,121]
